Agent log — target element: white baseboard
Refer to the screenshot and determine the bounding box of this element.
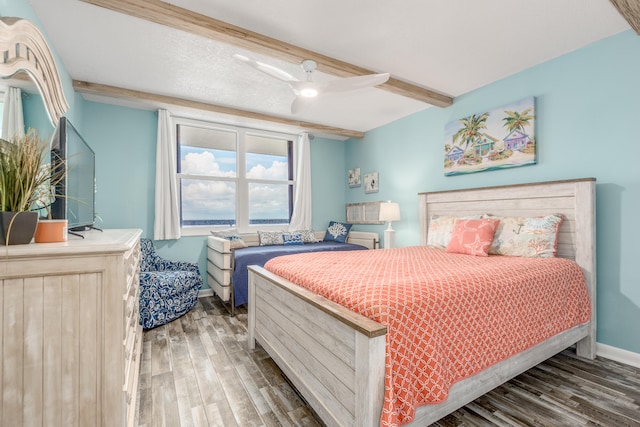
[597,342,640,369]
[198,288,214,298]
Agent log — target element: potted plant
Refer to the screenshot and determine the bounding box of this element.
[0,129,65,245]
[33,194,68,244]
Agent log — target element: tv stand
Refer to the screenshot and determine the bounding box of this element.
[68,225,104,239]
[68,229,85,239]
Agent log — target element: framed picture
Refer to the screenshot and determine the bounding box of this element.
[348,168,361,187]
[364,172,379,194]
[444,97,536,176]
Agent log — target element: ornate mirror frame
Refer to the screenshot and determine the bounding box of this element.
[0,17,69,125]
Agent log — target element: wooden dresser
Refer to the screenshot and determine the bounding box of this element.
[0,228,143,427]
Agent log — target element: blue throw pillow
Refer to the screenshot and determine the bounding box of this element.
[323,221,352,243]
[282,232,304,246]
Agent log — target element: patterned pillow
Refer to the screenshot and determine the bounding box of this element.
[210,229,248,249]
[427,215,483,249]
[258,230,284,246]
[323,221,352,243]
[293,229,319,243]
[484,214,564,258]
[282,232,304,246]
[445,218,500,256]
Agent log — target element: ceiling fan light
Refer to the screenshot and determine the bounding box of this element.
[300,87,318,97]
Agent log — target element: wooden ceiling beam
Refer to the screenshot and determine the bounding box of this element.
[609,0,640,34]
[73,80,365,139]
[80,0,453,107]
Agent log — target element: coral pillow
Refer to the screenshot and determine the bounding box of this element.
[445,218,500,256]
[426,215,483,249]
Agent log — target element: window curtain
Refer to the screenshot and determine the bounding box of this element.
[1,87,25,140]
[153,109,181,240]
[289,132,312,230]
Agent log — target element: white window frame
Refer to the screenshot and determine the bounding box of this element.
[175,117,297,236]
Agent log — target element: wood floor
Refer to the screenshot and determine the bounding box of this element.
[135,296,640,427]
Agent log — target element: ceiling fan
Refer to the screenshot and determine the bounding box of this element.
[233,54,390,114]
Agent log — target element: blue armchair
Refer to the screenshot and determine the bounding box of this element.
[138,238,203,329]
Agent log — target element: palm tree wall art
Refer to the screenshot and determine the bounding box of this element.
[444,97,536,176]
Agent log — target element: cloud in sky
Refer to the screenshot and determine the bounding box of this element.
[181,151,236,177]
[247,160,288,180]
[181,151,289,220]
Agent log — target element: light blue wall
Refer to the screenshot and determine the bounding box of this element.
[346,30,640,354]
[310,137,348,229]
[22,93,53,138]
[81,101,347,286]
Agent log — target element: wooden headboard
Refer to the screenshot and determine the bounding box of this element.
[418,178,596,355]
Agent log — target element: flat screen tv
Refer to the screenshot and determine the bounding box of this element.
[50,117,96,232]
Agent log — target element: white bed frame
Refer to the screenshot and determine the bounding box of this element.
[248,178,596,427]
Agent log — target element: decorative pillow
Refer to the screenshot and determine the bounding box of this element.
[427,215,483,249]
[258,230,284,246]
[293,229,319,243]
[484,214,564,258]
[282,232,304,246]
[445,218,500,257]
[210,229,248,249]
[323,221,352,243]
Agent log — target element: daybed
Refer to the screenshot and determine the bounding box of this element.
[247,178,596,427]
[207,229,379,314]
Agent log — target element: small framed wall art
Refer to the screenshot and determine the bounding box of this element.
[348,168,361,187]
[364,172,379,193]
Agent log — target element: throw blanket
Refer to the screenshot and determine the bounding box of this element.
[232,241,367,306]
[264,246,591,427]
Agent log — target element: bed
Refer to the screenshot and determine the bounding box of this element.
[247,178,596,427]
[207,230,378,314]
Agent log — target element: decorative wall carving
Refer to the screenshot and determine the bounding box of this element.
[0,17,69,125]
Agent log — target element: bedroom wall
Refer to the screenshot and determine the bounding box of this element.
[345,30,640,355]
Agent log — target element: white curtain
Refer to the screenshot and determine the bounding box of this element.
[2,87,25,140]
[289,132,312,230]
[153,109,181,240]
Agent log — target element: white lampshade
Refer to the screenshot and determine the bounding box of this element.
[379,201,400,222]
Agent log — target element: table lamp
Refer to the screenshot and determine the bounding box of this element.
[379,201,400,248]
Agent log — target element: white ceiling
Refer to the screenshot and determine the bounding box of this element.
[28,0,630,139]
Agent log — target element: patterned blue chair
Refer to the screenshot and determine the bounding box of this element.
[138,238,202,329]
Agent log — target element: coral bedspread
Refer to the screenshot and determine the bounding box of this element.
[264,246,591,427]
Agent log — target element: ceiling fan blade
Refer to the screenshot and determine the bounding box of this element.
[233,54,299,83]
[291,96,316,114]
[323,73,390,94]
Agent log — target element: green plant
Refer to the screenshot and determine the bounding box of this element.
[0,129,65,213]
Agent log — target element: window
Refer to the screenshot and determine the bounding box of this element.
[176,118,294,234]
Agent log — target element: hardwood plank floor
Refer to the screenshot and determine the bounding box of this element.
[135,297,640,426]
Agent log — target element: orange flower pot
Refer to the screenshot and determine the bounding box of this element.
[34,219,68,243]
